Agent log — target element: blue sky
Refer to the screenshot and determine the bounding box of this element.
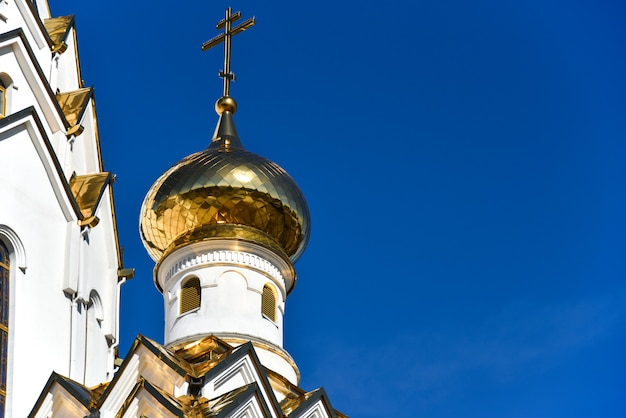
[54,1,626,417]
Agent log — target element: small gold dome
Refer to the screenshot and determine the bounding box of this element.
[139,111,310,263]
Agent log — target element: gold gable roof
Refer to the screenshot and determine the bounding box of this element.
[56,87,93,128]
[30,335,345,417]
[69,172,112,219]
[43,15,74,53]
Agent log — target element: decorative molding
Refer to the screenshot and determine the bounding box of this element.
[0,29,69,130]
[214,356,255,390]
[165,250,283,284]
[0,224,26,270]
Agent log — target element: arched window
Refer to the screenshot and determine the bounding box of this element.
[180,277,201,315]
[0,74,15,119]
[261,284,276,322]
[0,79,6,118]
[0,241,10,414]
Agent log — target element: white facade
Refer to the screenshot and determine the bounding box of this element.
[157,239,300,384]
[0,1,124,416]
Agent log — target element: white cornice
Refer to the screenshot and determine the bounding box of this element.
[157,239,296,297]
[164,249,283,286]
[14,0,50,50]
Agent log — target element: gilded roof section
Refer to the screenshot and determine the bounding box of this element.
[138,335,193,377]
[36,335,346,417]
[170,335,234,377]
[43,15,74,53]
[280,391,313,416]
[88,381,110,403]
[140,146,310,263]
[56,87,93,127]
[282,388,344,418]
[117,378,185,417]
[69,172,111,218]
[204,384,259,416]
[181,385,261,417]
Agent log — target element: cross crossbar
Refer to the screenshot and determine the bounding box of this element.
[202,8,256,97]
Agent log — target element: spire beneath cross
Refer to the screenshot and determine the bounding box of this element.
[202,7,256,97]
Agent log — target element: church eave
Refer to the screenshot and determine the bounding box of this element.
[284,387,343,418]
[43,14,74,54]
[95,335,190,410]
[117,378,185,418]
[19,0,55,49]
[201,341,284,418]
[0,28,127,265]
[203,382,273,418]
[56,86,93,129]
[0,106,83,220]
[0,28,71,130]
[27,372,93,417]
[69,171,113,219]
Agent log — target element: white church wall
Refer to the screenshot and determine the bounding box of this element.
[162,262,285,349]
[80,188,121,385]
[0,127,77,417]
[0,34,68,151]
[83,289,110,386]
[158,241,301,384]
[201,351,280,418]
[31,0,51,20]
[7,0,51,62]
[69,98,101,175]
[1,2,127,416]
[0,100,119,415]
[84,188,119,325]
[53,26,80,93]
[0,44,41,114]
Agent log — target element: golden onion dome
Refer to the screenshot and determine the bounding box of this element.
[139,97,310,264]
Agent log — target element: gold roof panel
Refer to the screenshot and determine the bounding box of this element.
[43,15,74,53]
[140,128,310,263]
[69,172,112,219]
[56,87,93,127]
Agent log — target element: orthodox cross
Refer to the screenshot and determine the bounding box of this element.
[202,8,256,97]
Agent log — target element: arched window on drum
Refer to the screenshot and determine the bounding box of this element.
[261,284,277,322]
[180,277,201,315]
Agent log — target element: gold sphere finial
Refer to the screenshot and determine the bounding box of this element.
[215,96,237,115]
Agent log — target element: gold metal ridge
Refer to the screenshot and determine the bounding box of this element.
[51,41,67,54]
[117,268,135,280]
[79,215,99,228]
[65,124,83,137]
[72,25,84,89]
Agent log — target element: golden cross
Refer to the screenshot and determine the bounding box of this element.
[202,8,256,97]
